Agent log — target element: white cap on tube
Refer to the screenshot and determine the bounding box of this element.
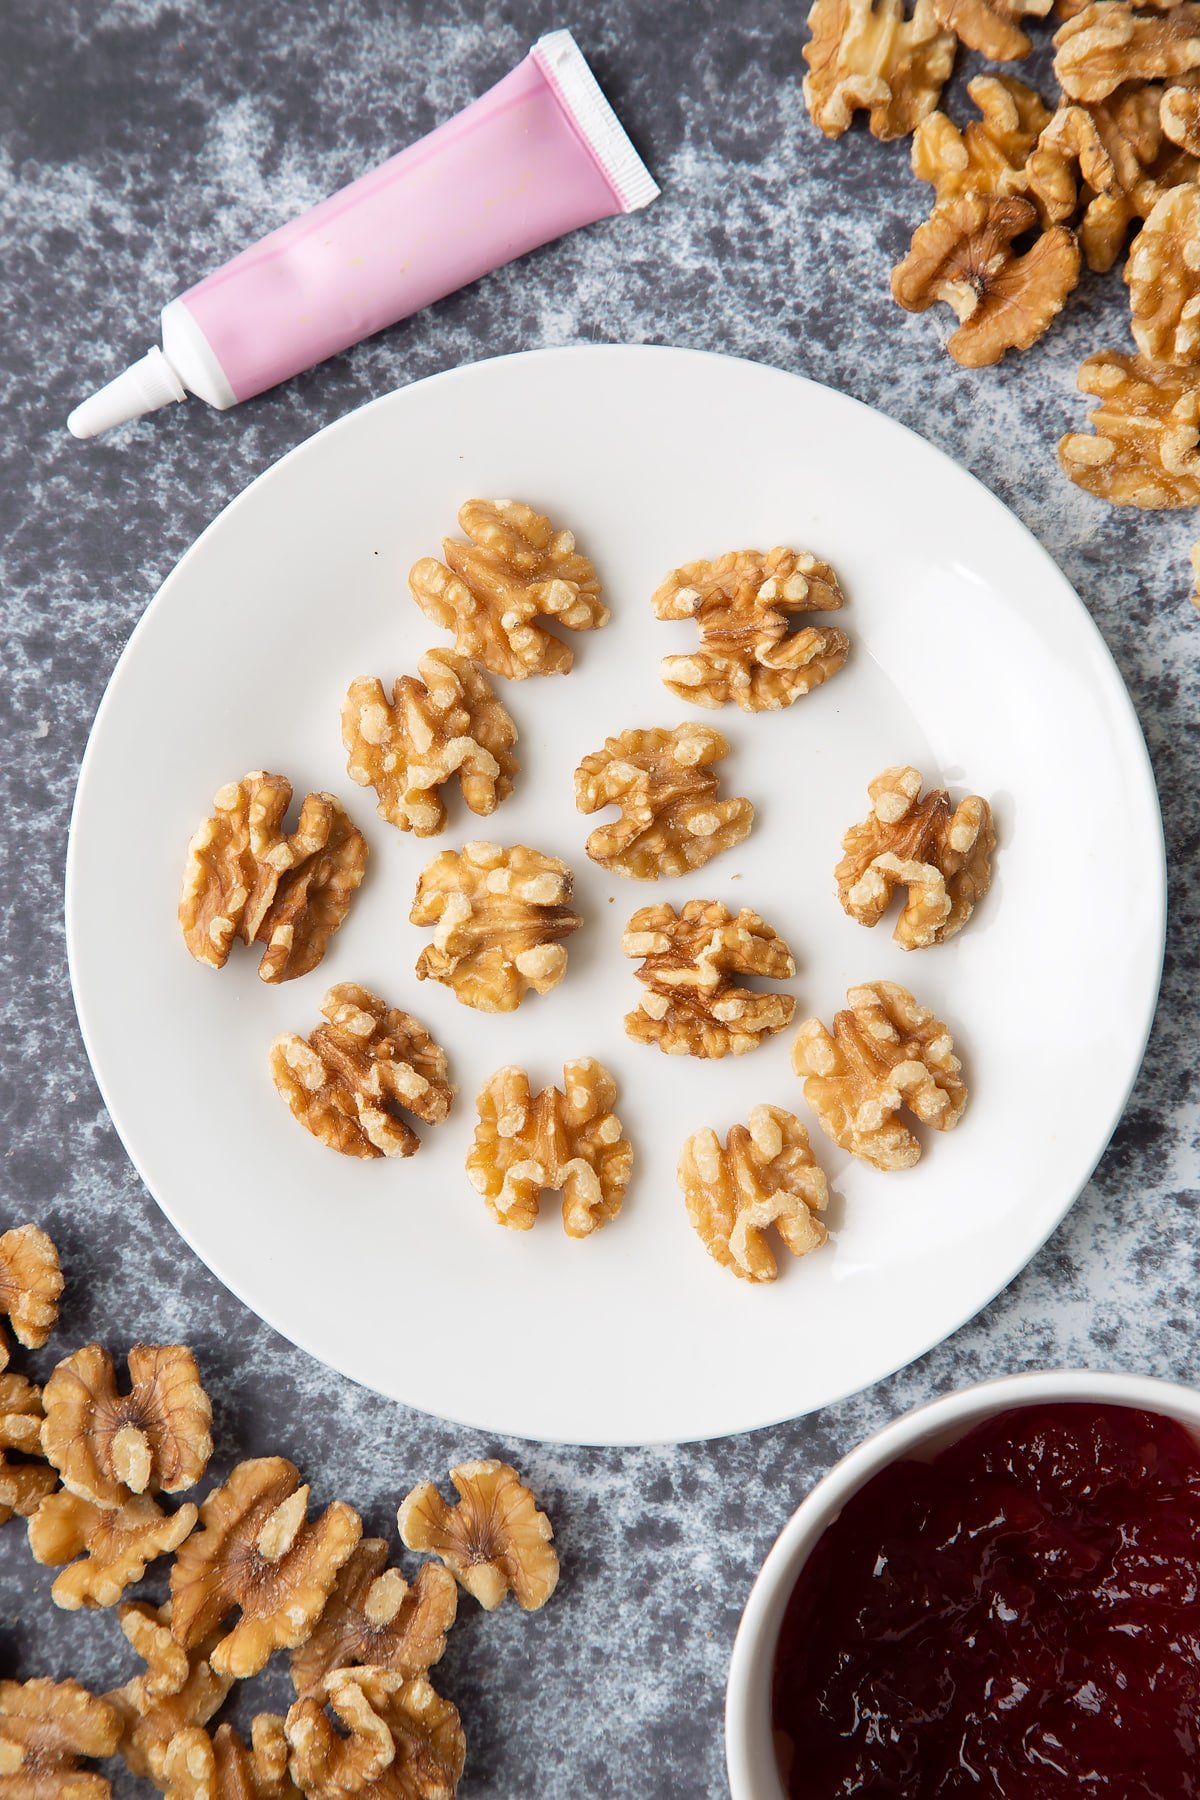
[67,346,188,440]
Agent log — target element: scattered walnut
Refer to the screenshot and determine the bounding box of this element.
[651,547,849,712]
[0,1374,56,1528]
[930,0,1052,60]
[1163,81,1200,158]
[836,766,995,949]
[1059,349,1200,505]
[409,499,607,681]
[622,900,796,1058]
[575,724,754,881]
[680,1108,829,1283]
[104,1603,231,1786]
[0,1679,121,1800]
[40,1344,212,1511]
[1028,89,1170,273]
[28,1489,197,1611]
[398,1460,558,1612]
[169,1457,362,1681]
[1054,3,1200,104]
[465,1060,632,1237]
[803,0,955,141]
[163,1720,296,1800]
[0,1224,63,1371]
[291,1542,457,1700]
[1126,181,1200,364]
[286,1667,465,1800]
[410,842,582,1012]
[179,772,367,984]
[892,194,1080,367]
[270,985,452,1161]
[913,76,1051,204]
[343,651,518,837]
[794,981,967,1170]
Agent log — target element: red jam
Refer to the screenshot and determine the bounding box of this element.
[773,1403,1200,1797]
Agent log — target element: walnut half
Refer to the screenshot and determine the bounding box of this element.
[286,1668,465,1800]
[575,724,754,881]
[803,0,955,141]
[410,842,582,1012]
[835,766,995,948]
[0,1224,63,1371]
[0,1679,122,1800]
[622,900,796,1058]
[466,1060,632,1237]
[104,1601,231,1787]
[342,650,518,837]
[290,1541,458,1701]
[651,547,849,713]
[794,981,967,1170]
[912,76,1052,206]
[680,1108,829,1283]
[409,499,607,681]
[179,773,367,984]
[1059,350,1200,506]
[398,1460,559,1611]
[270,984,452,1160]
[0,1373,56,1527]
[40,1344,211,1511]
[28,1489,198,1612]
[892,195,1080,367]
[1126,181,1200,366]
[169,1458,362,1680]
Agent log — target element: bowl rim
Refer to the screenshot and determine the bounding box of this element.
[724,1367,1200,1800]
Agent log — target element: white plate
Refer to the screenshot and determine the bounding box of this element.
[67,346,1164,1446]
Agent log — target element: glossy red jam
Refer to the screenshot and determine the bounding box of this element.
[773,1403,1200,1797]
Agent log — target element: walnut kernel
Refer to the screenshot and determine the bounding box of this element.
[892,194,1080,367]
[575,723,753,881]
[794,981,967,1170]
[163,1721,296,1800]
[169,1458,362,1681]
[1059,349,1200,505]
[622,900,796,1058]
[0,1680,121,1800]
[40,1344,211,1511]
[912,76,1051,204]
[652,547,849,712]
[836,766,995,948]
[270,985,452,1161]
[343,651,518,837]
[1054,3,1200,104]
[398,1460,558,1611]
[410,842,581,1012]
[1028,90,1171,273]
[286,1668,465,1800]
[680,1108,829,1282]
[104,1603,231,1786]
[409,499,607,681]
[291,1542,458,1700]
[0,1225,63,1370]
[179,772,367,984]
[28,1490,197,1611]
[1126,181,1200,364]
[803,0,955,141]
[466,1060,632,1237]
[0,1374,56,1528]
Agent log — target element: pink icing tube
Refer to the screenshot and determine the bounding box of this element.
[67,30,658,439]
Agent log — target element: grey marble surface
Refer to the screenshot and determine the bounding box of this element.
[1,1,1197,1794]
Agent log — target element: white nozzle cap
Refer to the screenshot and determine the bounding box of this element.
[67,346,188,439]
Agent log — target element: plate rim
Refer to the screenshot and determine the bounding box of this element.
[65,343,1167,1445]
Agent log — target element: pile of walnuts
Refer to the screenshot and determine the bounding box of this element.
[803,0,1200,605]
[0,1224,559,1800]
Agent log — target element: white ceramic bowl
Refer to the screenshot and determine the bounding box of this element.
[725,1369,1200,1799]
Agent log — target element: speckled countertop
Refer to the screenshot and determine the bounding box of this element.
[1,2,1197,1793]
